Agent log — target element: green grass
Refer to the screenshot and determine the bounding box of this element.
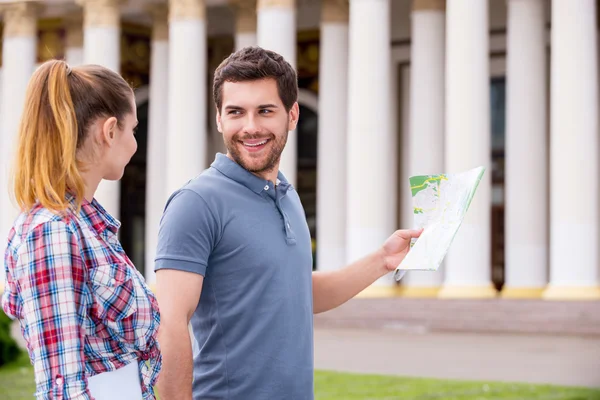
[0,352,36,400]
[1,354,599,400]
[314,371,600,400]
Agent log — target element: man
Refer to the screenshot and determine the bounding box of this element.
[154,46,421,400]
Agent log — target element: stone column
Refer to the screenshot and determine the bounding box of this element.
[145,4,169,286]
[78,0,122,218]
[0,1,40,288]
[166,0,207,195]
[347,0,398,294]
[544,0,600,300]
[316,0,349,272]
[257,0,297,186]
[438,0,496,298]
[400,0,446,297]
[64,13,84,66]
[233,0,257,51]
[502,0,548,298]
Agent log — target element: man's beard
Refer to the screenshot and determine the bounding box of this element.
[225,129,288,175]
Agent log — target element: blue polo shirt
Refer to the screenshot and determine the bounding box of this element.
[154,153,314,400]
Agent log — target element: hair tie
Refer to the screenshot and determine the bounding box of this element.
[66,63,72,76]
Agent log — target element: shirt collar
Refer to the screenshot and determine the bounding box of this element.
[67,193,120,236]
[210,153,291,194]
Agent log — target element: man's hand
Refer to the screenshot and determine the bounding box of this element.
[378,228,424,272]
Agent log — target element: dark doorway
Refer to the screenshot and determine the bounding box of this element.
[490,77,506,291]
[296,104,318,236]
[119,100,149,276]
[295,102,319,270]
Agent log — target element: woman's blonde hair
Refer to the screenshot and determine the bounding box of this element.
[12,59,133,213]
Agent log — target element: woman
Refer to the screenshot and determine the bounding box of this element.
[1,59,161,399]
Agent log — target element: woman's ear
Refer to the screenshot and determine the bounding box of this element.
[101,117,118,145]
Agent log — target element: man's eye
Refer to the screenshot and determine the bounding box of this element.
[259,109,272,114]
[228,110,241,115]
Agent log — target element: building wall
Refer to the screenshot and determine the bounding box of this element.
[2,0,576,297]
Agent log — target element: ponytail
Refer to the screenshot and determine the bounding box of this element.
[13,60,85,213]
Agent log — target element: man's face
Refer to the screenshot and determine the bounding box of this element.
[217,78,299,176]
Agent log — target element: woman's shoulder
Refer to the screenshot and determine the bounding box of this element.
[10,203,79,243]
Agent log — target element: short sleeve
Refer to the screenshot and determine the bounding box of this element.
[154,189,220,276]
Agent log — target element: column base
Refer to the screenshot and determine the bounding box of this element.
[397,286,440,298]
[542,285,600,301]
[437,284,497,299]
[500,287,545,299]
[356,285,405,298]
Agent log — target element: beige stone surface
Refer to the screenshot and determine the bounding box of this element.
[232,0,257,33]
[169,0,205,21]
[322,0,348,23]
[258,0,294,9]
[2,2,41,38]
[413,0,445,11]
[77,0,122,28]
[64,13,84,48]
[148,3,168,40]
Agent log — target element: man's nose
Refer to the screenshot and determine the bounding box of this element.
[243,115,261,134]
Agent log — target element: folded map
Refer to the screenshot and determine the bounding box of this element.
[394,166,485,281]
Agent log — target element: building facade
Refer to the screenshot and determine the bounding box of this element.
[0,0,598,301]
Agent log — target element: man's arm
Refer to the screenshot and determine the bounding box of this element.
[312,229,422,314]
[155,269,203,400]
[152,189,220,399]
[312,251,385,314]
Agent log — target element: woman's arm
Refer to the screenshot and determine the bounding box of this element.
[18,221,92,400]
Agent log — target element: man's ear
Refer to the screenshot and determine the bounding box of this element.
[216,107,223,133]
[288,102,300,131]
[101,117,118,146]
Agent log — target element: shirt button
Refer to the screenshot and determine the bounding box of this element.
[264,185,269,190]
[56,377,63,385]
[110,278,116,286]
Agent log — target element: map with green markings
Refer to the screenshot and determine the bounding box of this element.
[394,166,485,280]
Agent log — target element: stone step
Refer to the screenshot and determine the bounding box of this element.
[313,298,600,337]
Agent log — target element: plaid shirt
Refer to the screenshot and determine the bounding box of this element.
[2,196,161,400]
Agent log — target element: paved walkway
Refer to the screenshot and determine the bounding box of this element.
[11,322,600,387]
[314,327,600,388]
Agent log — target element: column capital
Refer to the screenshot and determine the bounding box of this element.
[76,0,123,28]
[1,2,42,38]
[258,0,294,9]
[230,0,257,33]
[64,13,84,48]
[147,3,168,40]
[412,0,445,12]
[322,0,348,23]
[169,0,205,22]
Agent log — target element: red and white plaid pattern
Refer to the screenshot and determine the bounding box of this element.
[2,196,161,399]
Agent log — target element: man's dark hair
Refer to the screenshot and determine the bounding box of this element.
[213,46,298,113]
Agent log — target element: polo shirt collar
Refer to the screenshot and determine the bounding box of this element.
[210,153,290,194]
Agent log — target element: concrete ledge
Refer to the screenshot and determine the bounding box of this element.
[438,284,498,299]
[355,285,405,298]
[501,287,545,299]
[542,285,600,301]
[314,297,600,337]
[396,286,440,298]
